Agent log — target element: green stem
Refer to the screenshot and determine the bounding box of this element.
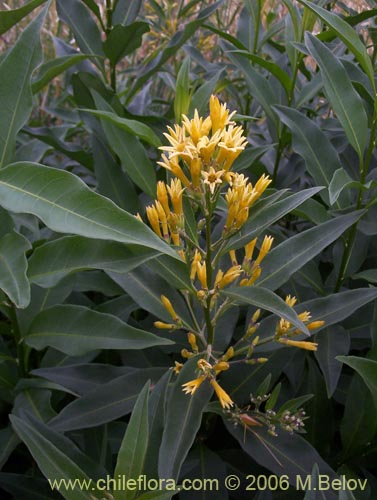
[335,108,377,291]
[272,138,283,184]
[253,0,262,54]
[233,335,276,357]
[205,189,215,345]
[8,306,26,377]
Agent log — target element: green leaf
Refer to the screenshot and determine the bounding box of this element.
[336,356,377,410]
[158,358,213,481]
[26,305,174,356]
[91,92,157,197]
[84,108,160,147]
[305,33,368,159]
[49,368,165,431]
[0,473,61,499]
[32,54,95,93]
[174,57,191,121]
[10,415,94,500]
[0,426,19,470]
[28,235,157,288]
[257,211,364,291]
[231,51,292,95]
[225,45,279,134]
[56,0,104,58]
[103,22,149,65]
[0,3,47,167]
[328,168,377,206]
[32,364,136,396]
[352,268,377,284]
[315,326,350,397]
[114,382,150,500]
[225,420,336,486]
[274,106,343,206]
[0,231,31,308]
[113,0,143,25]
[0,162,178,259]
[92,136,139,213]
[0,0,46,35]
[340,374,377,458]
[298,0,375,91]
[224,187,322,252]
[221,286,310,335]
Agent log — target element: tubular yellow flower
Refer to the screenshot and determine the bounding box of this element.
[190,250,202,281]
[189,157,202,188]
[222,346,234,361]
[255,236,274,265]
[196,261,207,289]
[278,338,318,351]
[154,321,176,330]
[157,154,190,187]
[246,265,262,285]
[134,212,143,222]
[146,205,162,238]
[229,249,238,266]
[173,361,183,374]
[187,332,198,353]
[210,379,234,409]
[254,174,272,196]
[197,358,212,372]
[244,238,257,261]
[216,125,248,170]
[209,95,236,133]
[214,361,230,374]
[201,167,225,194]
[155,201,169,241]
[252,309,261,323]
[182,375,206,395]
[285,295,297,308]
[167,178,184,215]
[161,295,179,322]
[298,311,312,323]
[182,109,212,145]
[307,320,325,330]
[197,130,222,164]
[157,181,170,215]
[217,265,242,289]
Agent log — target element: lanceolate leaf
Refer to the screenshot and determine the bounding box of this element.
[83,108,160,147]
[28,235,158,287]
[221,287,310,335]
[114,382,150,500]
[158,358,213,481]
[298,0,375,91]
[92,92,157,197]
[305,33,368,159]
[26,305,174,356]
[32,54,95,93]
[225,421,336,493]
[0,231,31,308]
[257,211,364,291]
[0,163,179,259]
[10,415,95,500]
[0,3,47,167]
[56,0,104,58]
[49,368,165,431]
[224,187,322,252]
[336,356,377,409]
[0,0,46,35]
[103,22,149,66]
[274,106,343,206]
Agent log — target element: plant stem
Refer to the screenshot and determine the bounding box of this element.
[8,306,26,377]
[253,0,262,54]
[205,189,215,345]
[335,107,377,292]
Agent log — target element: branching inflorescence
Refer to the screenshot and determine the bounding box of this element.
[142,96,324,432]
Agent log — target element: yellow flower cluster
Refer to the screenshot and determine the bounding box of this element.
[224,173,271,234]
[157,96,247,193]
[182,358,234,409]
[146,179,184,249]
[274,295,325,351]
